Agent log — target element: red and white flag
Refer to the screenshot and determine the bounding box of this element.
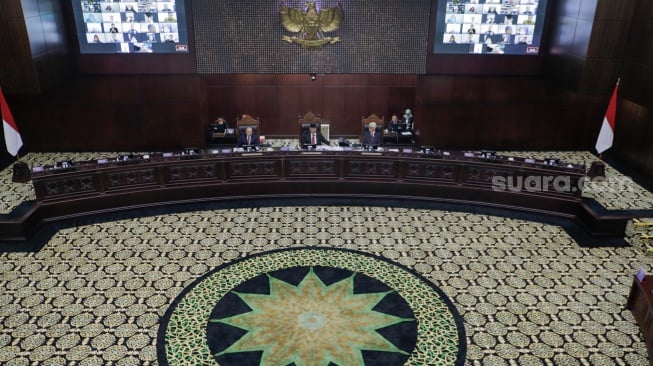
[1,87,23,156]
[595,81,619,154]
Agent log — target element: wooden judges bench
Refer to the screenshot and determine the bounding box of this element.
[31,149,582,215]
[2,148,604,244]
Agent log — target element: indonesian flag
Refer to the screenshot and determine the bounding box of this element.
[1,87,23,156]
[595,82,619,154]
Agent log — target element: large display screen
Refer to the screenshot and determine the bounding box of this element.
[433,0,547,55]
[72,1,189,54]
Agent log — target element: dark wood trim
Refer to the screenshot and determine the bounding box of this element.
[3,149,626,248]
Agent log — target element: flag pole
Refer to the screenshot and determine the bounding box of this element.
[589,77,620,178]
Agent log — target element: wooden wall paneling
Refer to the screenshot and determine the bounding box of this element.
[450,77,485,104]
[108,76,142,104]
[85,54,199,75]
[631,0,653,22]
[476,104,510,148]
[341,87,370,134]
[624,22,653,64]
[614,100,653,177]
[299,86,324,116]
[388,87,416,120]
[586,20,631,60]
[111,104,144,148]
[530,105,575,148]
[230,86,253,119]
[417,76,453,105]
[18,100,63,150]
[31,103,105,151]
[365,87,390,122]
[139,75,200,104]
[277,86,307,131]
[74,76,110,104]
[83,105,117,151]
[426,54,543,75]
[0,0,24,17]
[142,105,187,149]
[321,87,347,133]
[254,87,280,135]
[427,106,479,149]
[207,87,234,122]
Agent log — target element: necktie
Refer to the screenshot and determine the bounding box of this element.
[247,136,251,145]
[311,134,316,144]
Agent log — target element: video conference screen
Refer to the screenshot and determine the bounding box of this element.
[72,1,189,54]
[433,0,548,55]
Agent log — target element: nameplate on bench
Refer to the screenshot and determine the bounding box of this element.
[301,152,323,155]
[361,152,383,156]
[242,153,263,157]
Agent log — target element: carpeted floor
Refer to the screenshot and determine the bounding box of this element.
[1,206,652,365]
[2,149,653,365]
[162,248,465,365]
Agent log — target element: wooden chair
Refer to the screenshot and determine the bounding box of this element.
[361,114,384,142]
[236,114,260,138]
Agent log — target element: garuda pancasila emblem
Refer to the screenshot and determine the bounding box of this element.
[280,1,344,48]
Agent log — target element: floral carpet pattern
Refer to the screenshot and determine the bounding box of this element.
[1,206,652,365]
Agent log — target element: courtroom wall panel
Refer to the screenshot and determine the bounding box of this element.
[544,0,637,95]
[416,75,607,150]
[614,99,653,177]
[11,75,206,152]
[0,0,72,94]
[621,0,653,109]
[7,73,617,153]
[609,0,653,179]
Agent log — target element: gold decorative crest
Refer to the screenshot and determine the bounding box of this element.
[280,1,344,48]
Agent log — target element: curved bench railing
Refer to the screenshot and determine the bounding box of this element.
[2,149,605,247]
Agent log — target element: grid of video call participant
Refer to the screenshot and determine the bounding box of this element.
[443,0,538,54]
[81,1,180,53]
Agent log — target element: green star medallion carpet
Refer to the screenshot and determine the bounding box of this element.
[158,248,466,365]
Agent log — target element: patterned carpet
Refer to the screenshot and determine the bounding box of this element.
[1,149,653,365]
[1,206,652,365]
[162,248,464,365]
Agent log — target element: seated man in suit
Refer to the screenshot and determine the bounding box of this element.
[302,123,330,146]
[363,122,382,146]
[387,114,406,132]
[237,127,259,147]
[207,117,229,143]
[212,117,229,133]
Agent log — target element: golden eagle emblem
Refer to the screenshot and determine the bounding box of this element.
[280,1,344,48]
